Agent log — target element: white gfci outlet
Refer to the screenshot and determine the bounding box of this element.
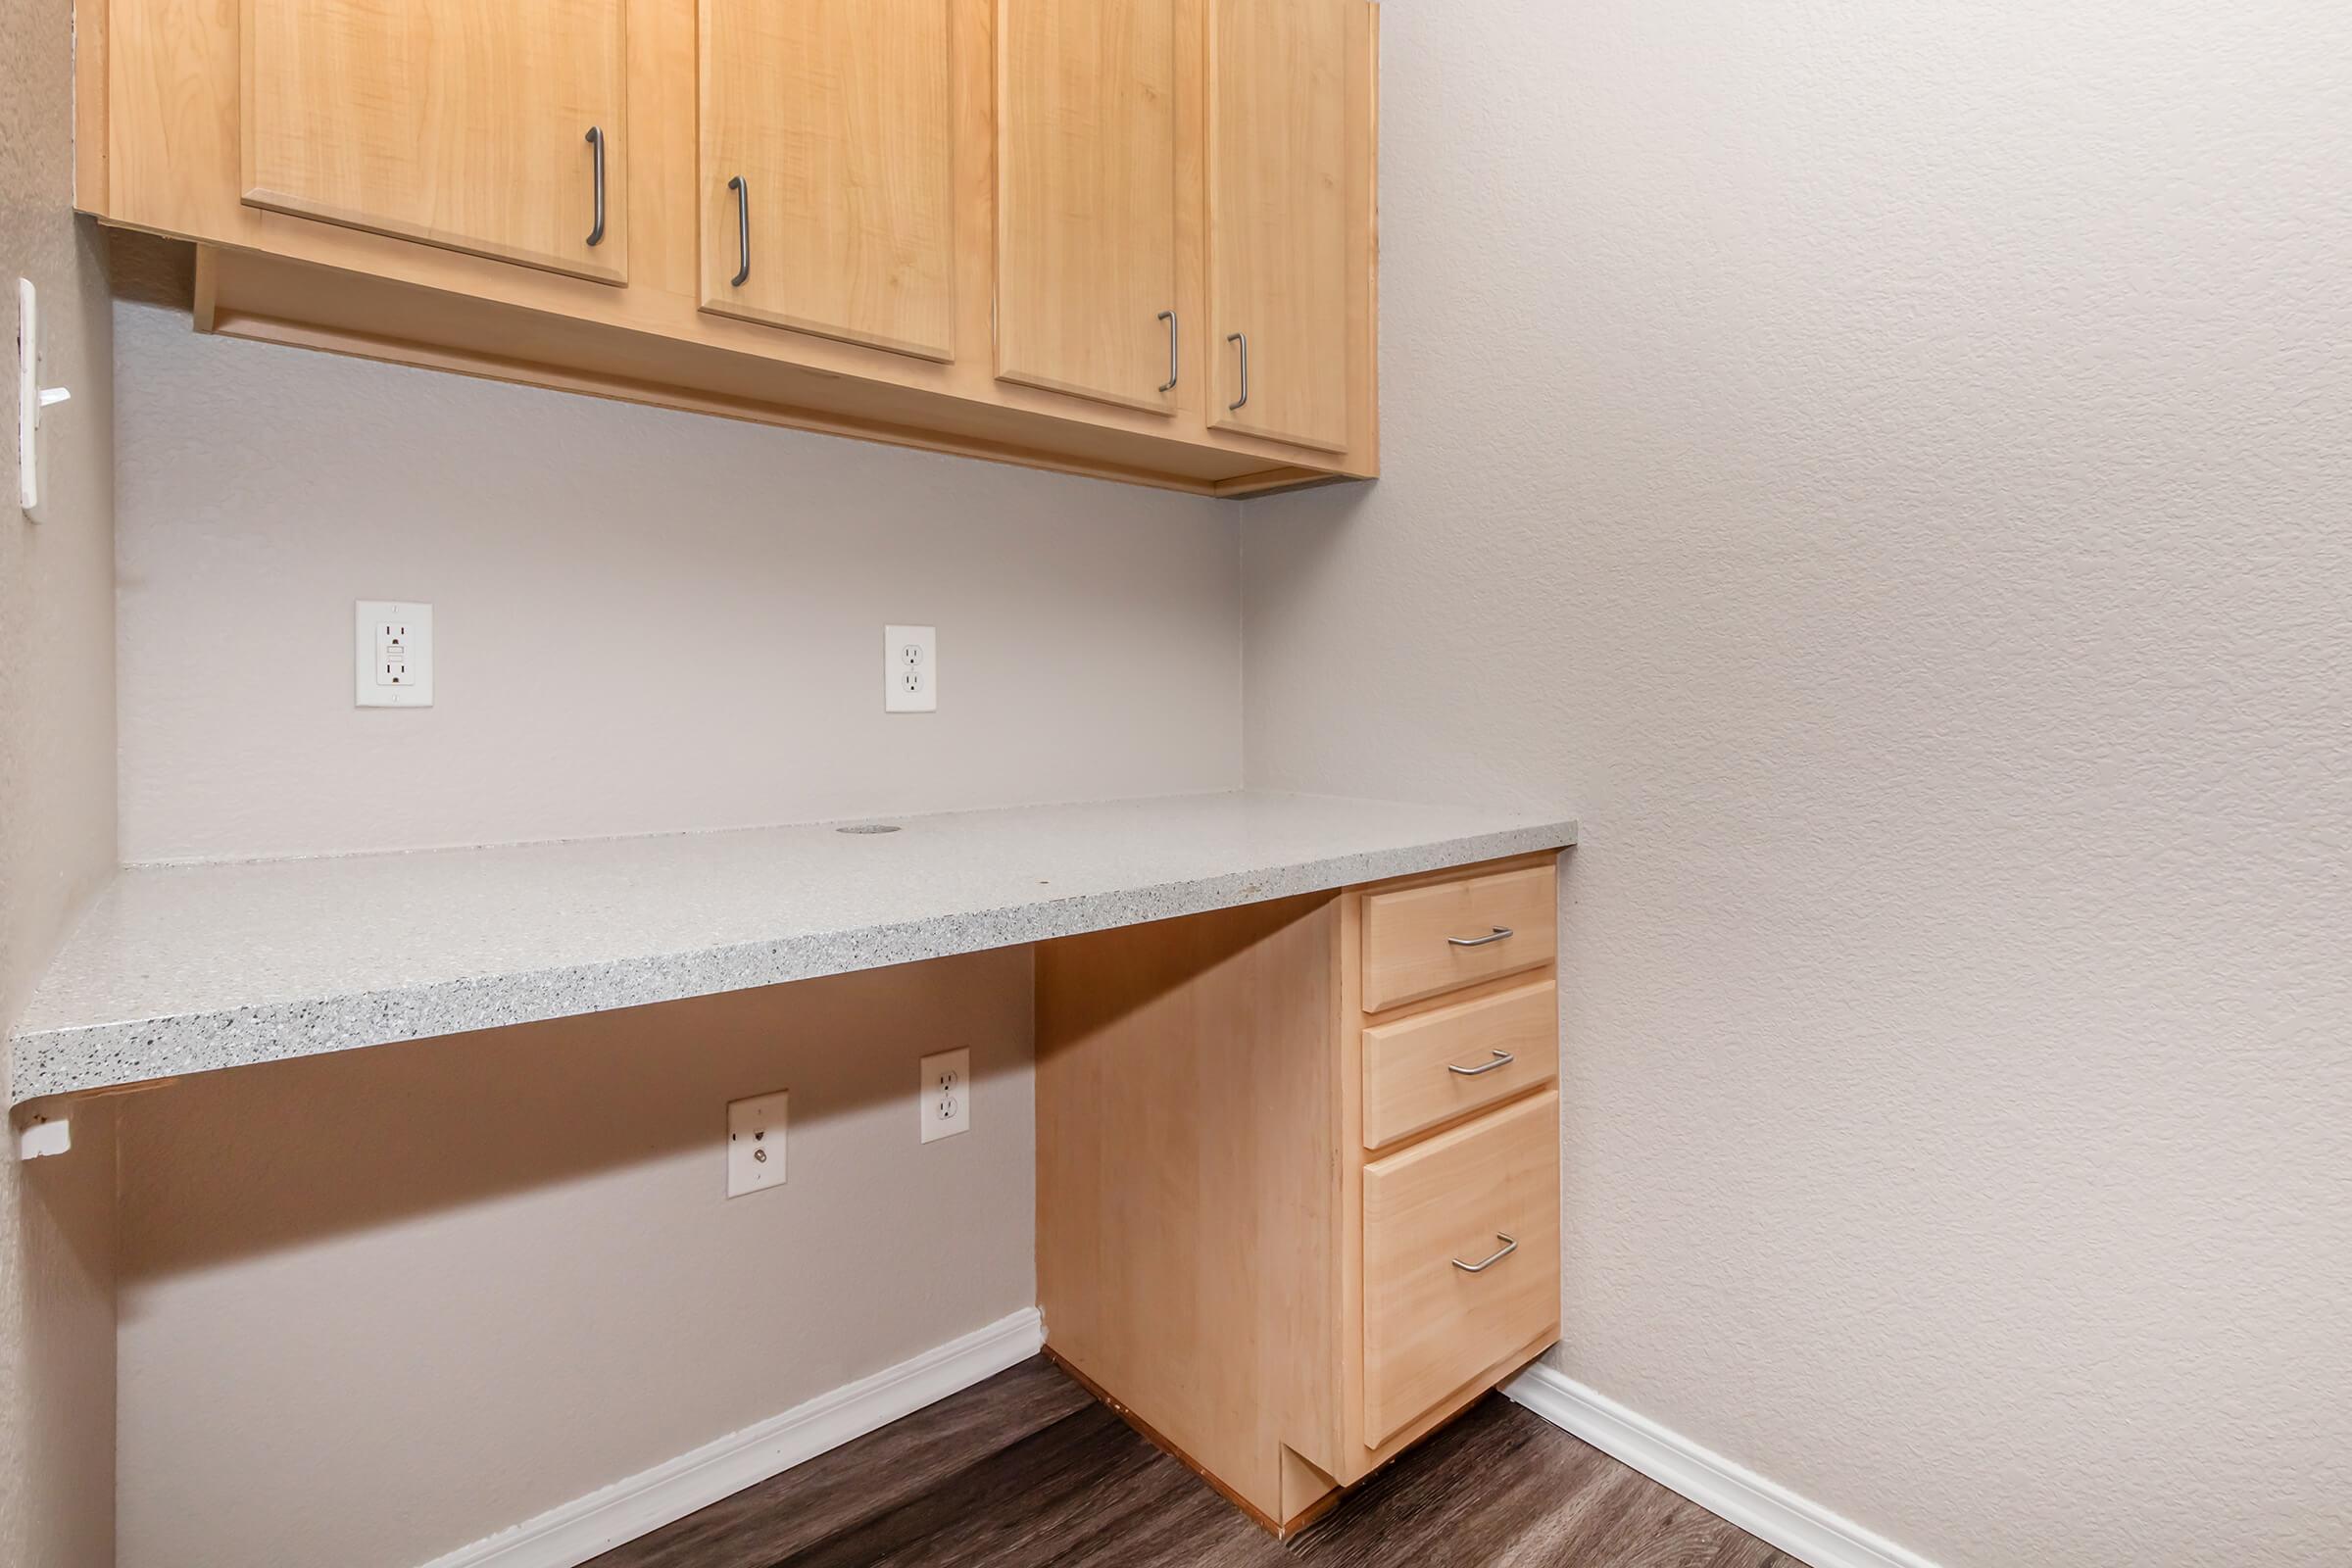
[919,1048,970,1143]
[355,602,434,707]
[885,624,937,712]
[726,1089,788,1197]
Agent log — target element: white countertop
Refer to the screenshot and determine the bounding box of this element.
[9,791,1576,1106]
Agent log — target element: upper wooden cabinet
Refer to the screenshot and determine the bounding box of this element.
[242,0,630,282]
[1206,0,1353,452]
[995,0,1180,414]
[698,0,958,360]
[87,0,1379,495]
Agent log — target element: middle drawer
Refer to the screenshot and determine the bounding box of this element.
[1362,977,1558,1150]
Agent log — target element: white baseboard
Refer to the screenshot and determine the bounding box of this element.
[1503,1363,1940,1568]
[418,1308,1046,1568]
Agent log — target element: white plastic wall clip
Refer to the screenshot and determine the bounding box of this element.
[16,1112,71,1160]
[18,276,73,520]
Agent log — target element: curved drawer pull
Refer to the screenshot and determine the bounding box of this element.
[584,126,607,248]
[727,175,752,287]
[1447,926,1514,949]
[1447,1050,1515,1078]
[1451,1234,1518,1273]
[1157,310,1179,393]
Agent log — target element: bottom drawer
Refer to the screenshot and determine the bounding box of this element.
[1361,1089,1560,1446]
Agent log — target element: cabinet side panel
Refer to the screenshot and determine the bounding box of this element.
[74,0,111,209]
[1036,894,1342,1520]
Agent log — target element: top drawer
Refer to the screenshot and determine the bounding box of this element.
[1361,864,1555,1012]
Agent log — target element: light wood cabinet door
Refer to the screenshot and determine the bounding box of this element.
[995,0,1181,413]
[241,0,628,281]
[1206,0,1351,451]
[699,0,958,360]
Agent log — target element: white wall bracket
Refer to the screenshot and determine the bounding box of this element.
[18,277,74,520]
[16,1111,72,1160]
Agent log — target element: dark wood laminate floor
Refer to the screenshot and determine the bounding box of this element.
[588,1358,1799,1568]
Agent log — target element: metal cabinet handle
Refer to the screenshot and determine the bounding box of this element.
[584,126,607,248]
[1452,1234,1518,1273]
[727,175,751,287]
[1157,310,1179,393]
[1226,331,1249,410]
[1447,1050,1516,1077]
[1447,926,1514,949]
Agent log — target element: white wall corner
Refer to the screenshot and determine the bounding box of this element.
[1504,1364,1941,1568]
[416,1308,1046,1568]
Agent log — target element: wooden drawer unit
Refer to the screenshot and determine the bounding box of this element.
[1361,1090,1561,1445]
[1361,863,1556,1011]
[1361,976,1557,1151]
[1037,850,1564,1537]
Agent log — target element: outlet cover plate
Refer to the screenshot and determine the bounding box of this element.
[727,1089,788,1197]
[885,624,937,712]
[919,1048,969,1143]
[356,601,434,707]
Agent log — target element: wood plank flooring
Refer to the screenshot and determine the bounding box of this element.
[588,1358,1799,1568]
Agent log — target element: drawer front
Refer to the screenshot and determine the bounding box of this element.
[1361,864,1556,1012]
[1362,978,1558,1151]
[1361,1091,1560,1446]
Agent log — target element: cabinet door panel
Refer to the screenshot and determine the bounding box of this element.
[242,0,627,281]
[1207,0,1350,450]
[700,0,957,361]
[995,0,1180,413]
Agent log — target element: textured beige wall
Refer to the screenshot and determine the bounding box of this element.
[0,1099,114,1568]
[104,264,1244,1561]
[1,0,122,1563]
[117,951,1036,1568]
[1244,3,2350,1565]
[113,301,1244,862]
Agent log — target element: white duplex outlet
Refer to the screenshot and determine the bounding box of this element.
[885,624,937,712]
[726,1089,788,1197]
[919,1048,970,1143]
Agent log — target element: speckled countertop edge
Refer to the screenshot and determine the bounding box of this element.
[9,800,1576,1106]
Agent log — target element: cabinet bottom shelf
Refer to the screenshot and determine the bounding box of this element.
[184,242,1363,499]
